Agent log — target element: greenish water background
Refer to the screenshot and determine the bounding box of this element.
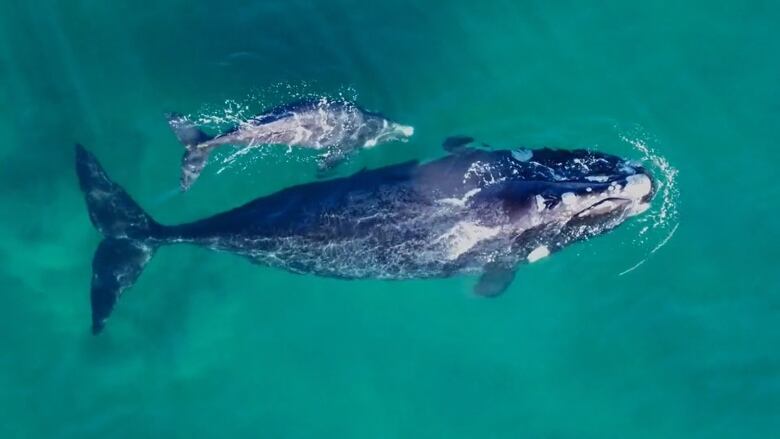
[1,1,778,437]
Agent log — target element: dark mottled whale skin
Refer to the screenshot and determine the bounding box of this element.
[76,141,653,334]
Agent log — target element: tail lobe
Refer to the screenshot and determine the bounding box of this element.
[164,112,213,147]
[164,112,214,191]
[90,238,155,334]
[76,145,159,239]
[76,144,162,334]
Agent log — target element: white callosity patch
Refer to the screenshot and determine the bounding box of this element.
[623,174,652,199]
[561,192,577,206]
[435,222,501,260]
[620,174,653,217]
[527,245,550,263]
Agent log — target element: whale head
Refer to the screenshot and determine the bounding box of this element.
[359,113,415,148]
[494,148,655,249]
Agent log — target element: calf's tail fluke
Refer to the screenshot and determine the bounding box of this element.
[75,144,163,334]
[164,112,214,191]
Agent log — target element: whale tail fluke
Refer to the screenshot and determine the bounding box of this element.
[165,112,215,191]
[180,147,210,191]
[75,144,163,334]
[165,112,213,148]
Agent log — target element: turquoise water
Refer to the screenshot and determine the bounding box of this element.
[1,1,779,437]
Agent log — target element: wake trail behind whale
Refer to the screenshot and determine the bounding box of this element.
[619,222,679,276]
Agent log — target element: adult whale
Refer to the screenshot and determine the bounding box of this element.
[167,98,414,190]
[76,140,654,334]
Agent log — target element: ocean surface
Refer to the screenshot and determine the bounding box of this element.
[1,1,778,437]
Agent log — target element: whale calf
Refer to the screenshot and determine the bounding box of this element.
[166,99,414,190]
[76,141,653,334]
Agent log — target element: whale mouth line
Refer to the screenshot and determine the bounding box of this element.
[573,197,632,218]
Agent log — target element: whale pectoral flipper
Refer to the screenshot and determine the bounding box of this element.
[316,149,349,178]
[474,263,517,297]
[180,147,210,191]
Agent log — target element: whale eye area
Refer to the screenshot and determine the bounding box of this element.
[541,193,560,209]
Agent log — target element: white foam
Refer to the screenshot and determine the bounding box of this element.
[437,188,482,207]
[462,161,504,185]
[617,130,680,275]
[527,245,550,263]
[619,222,680,276]
[621,132,679,231]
